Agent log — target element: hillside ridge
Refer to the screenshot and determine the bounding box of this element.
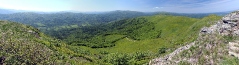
[0,21,92,64]
[149,10,239,65]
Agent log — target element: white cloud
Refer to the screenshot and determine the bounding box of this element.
[153,7,163,9]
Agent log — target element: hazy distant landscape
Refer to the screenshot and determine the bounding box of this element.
[0,0,239,65]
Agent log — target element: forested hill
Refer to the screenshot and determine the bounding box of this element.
[0,10,150,32]
[0,10,229,33]
[50,14,221,48]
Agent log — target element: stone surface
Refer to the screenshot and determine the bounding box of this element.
[209,10,239,36]
[229,41,239,59]
[149,42,196,65]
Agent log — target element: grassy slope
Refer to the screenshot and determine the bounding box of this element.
[61,15,221,64]
[81,15,220,52]
[97,15,199,53]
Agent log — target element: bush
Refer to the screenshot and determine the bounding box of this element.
[158,47,168,54]
[103,51,151,65]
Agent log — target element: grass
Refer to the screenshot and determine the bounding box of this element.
[221,56,239,65]
[174,28,239,65]
[62,14,222,64]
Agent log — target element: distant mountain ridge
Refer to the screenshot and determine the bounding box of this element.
[0,10,230,33]
[0,8,16,14]
[0,8,28,14]
[0,10,151,33]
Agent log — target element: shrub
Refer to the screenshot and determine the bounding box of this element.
[158,47,168,54]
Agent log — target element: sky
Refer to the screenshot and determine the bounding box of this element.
[0,0,239,13]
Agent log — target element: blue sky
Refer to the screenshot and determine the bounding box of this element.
[0,0,239,13]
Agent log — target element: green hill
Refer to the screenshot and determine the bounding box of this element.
[48,14,221,64]
[0,11,151,33]
[0,21,96,64]
[51,15,221,48]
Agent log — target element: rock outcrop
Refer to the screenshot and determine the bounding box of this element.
[229,41,239,59]
[149,10,239,65]
[149,42,196,65]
